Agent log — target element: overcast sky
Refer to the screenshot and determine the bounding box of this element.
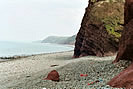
[0,0,88,42]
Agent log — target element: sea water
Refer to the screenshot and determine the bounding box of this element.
[0,41,73,57]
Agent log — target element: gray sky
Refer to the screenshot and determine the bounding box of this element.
[0,0,88,42]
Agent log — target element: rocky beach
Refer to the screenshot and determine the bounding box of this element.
[0,51,130,89]
[1,0,133,88]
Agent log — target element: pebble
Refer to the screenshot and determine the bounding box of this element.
[11,57,129,89]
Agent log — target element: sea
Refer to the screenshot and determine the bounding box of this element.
[0,41,74,57]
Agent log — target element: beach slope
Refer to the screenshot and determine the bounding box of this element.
[0,51,129,89]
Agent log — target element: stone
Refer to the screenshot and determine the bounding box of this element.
[50,65,59,67]
[44,70,59,82]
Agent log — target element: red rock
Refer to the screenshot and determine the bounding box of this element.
[108,0,133,88]
[80,74,84,76]
[80,74,88,77]
[88,83,90,85]
[108,19,133,88]
[107,63,133,88]
[113,0,133,63]
[113,19,133,63]
[44,70,59,82]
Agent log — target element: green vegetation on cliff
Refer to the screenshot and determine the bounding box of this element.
[89,0,124,42]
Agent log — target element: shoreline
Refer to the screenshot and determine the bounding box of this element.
[0,51,129,89]
[0,50,73,62]
[0,41,74,60]
[0,51,75,89]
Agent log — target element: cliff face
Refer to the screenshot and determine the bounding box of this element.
[113,0,133,63]
[107,0,133,88]
[73,0,124,58]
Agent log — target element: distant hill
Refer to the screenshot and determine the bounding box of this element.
[62,35,76,45]
[42,35,76,45]
[32,40,42,43]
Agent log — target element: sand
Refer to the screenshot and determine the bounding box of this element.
[0,51,130,89]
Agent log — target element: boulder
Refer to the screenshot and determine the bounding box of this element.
[44,70,59,82]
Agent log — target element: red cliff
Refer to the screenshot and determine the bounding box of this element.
[108,0,133,88]
[73,0,124,58]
